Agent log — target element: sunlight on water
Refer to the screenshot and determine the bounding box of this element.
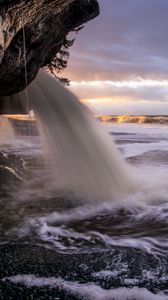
[98,115,168,124]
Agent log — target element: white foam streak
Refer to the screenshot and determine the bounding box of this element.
[122,141,168,158]
[3,275,168,300]
[23,201,168,254]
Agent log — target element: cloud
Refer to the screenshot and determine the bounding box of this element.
[69,80,168,103]
[85,100,168,116]
[63,0,168,114]
[64,0,168,82]
[67,79,168,115]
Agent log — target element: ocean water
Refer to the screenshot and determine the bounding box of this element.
[1,121,168,299]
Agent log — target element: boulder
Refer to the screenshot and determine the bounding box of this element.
[0,0,99,97]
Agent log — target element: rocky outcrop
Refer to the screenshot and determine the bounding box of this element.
[0,0,99,97]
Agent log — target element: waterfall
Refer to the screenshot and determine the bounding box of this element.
[0,116,14,145]
[28,70,136,201]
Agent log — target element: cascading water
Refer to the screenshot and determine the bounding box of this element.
[0,115,14,145]
[26,70,136,201]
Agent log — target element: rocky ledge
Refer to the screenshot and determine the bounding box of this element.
[0,0,99,97]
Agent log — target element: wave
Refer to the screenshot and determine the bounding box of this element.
[97,115,168,124]
[17,192,168,255]
[6,114,168,125]
[3,275,168,300]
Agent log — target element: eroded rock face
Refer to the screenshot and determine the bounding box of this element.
[0,0,99,97]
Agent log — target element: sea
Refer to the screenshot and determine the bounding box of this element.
[0,118,168,299]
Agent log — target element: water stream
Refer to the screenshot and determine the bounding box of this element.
[28,71,136,201]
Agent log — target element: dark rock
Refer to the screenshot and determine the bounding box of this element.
[0,151,26,197]
[0,0,99,97]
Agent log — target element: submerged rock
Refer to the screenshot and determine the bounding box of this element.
[0,0,99,97]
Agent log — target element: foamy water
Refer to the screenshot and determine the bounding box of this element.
[1,112,168,298]
[3,275,168,300]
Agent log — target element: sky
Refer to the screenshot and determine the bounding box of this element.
[64,0,168,115]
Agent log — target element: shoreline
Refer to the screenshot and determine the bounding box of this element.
[2,114,168,125]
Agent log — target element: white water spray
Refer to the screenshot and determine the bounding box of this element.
[28,71,135,201]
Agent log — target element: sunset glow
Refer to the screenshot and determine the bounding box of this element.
[71,79,168,89]
[63,0,168,115]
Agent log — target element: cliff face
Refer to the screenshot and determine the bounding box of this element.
[0,0,99,97]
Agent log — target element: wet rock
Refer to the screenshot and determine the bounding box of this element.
[0,152,25,195]
[0,0,99,97]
